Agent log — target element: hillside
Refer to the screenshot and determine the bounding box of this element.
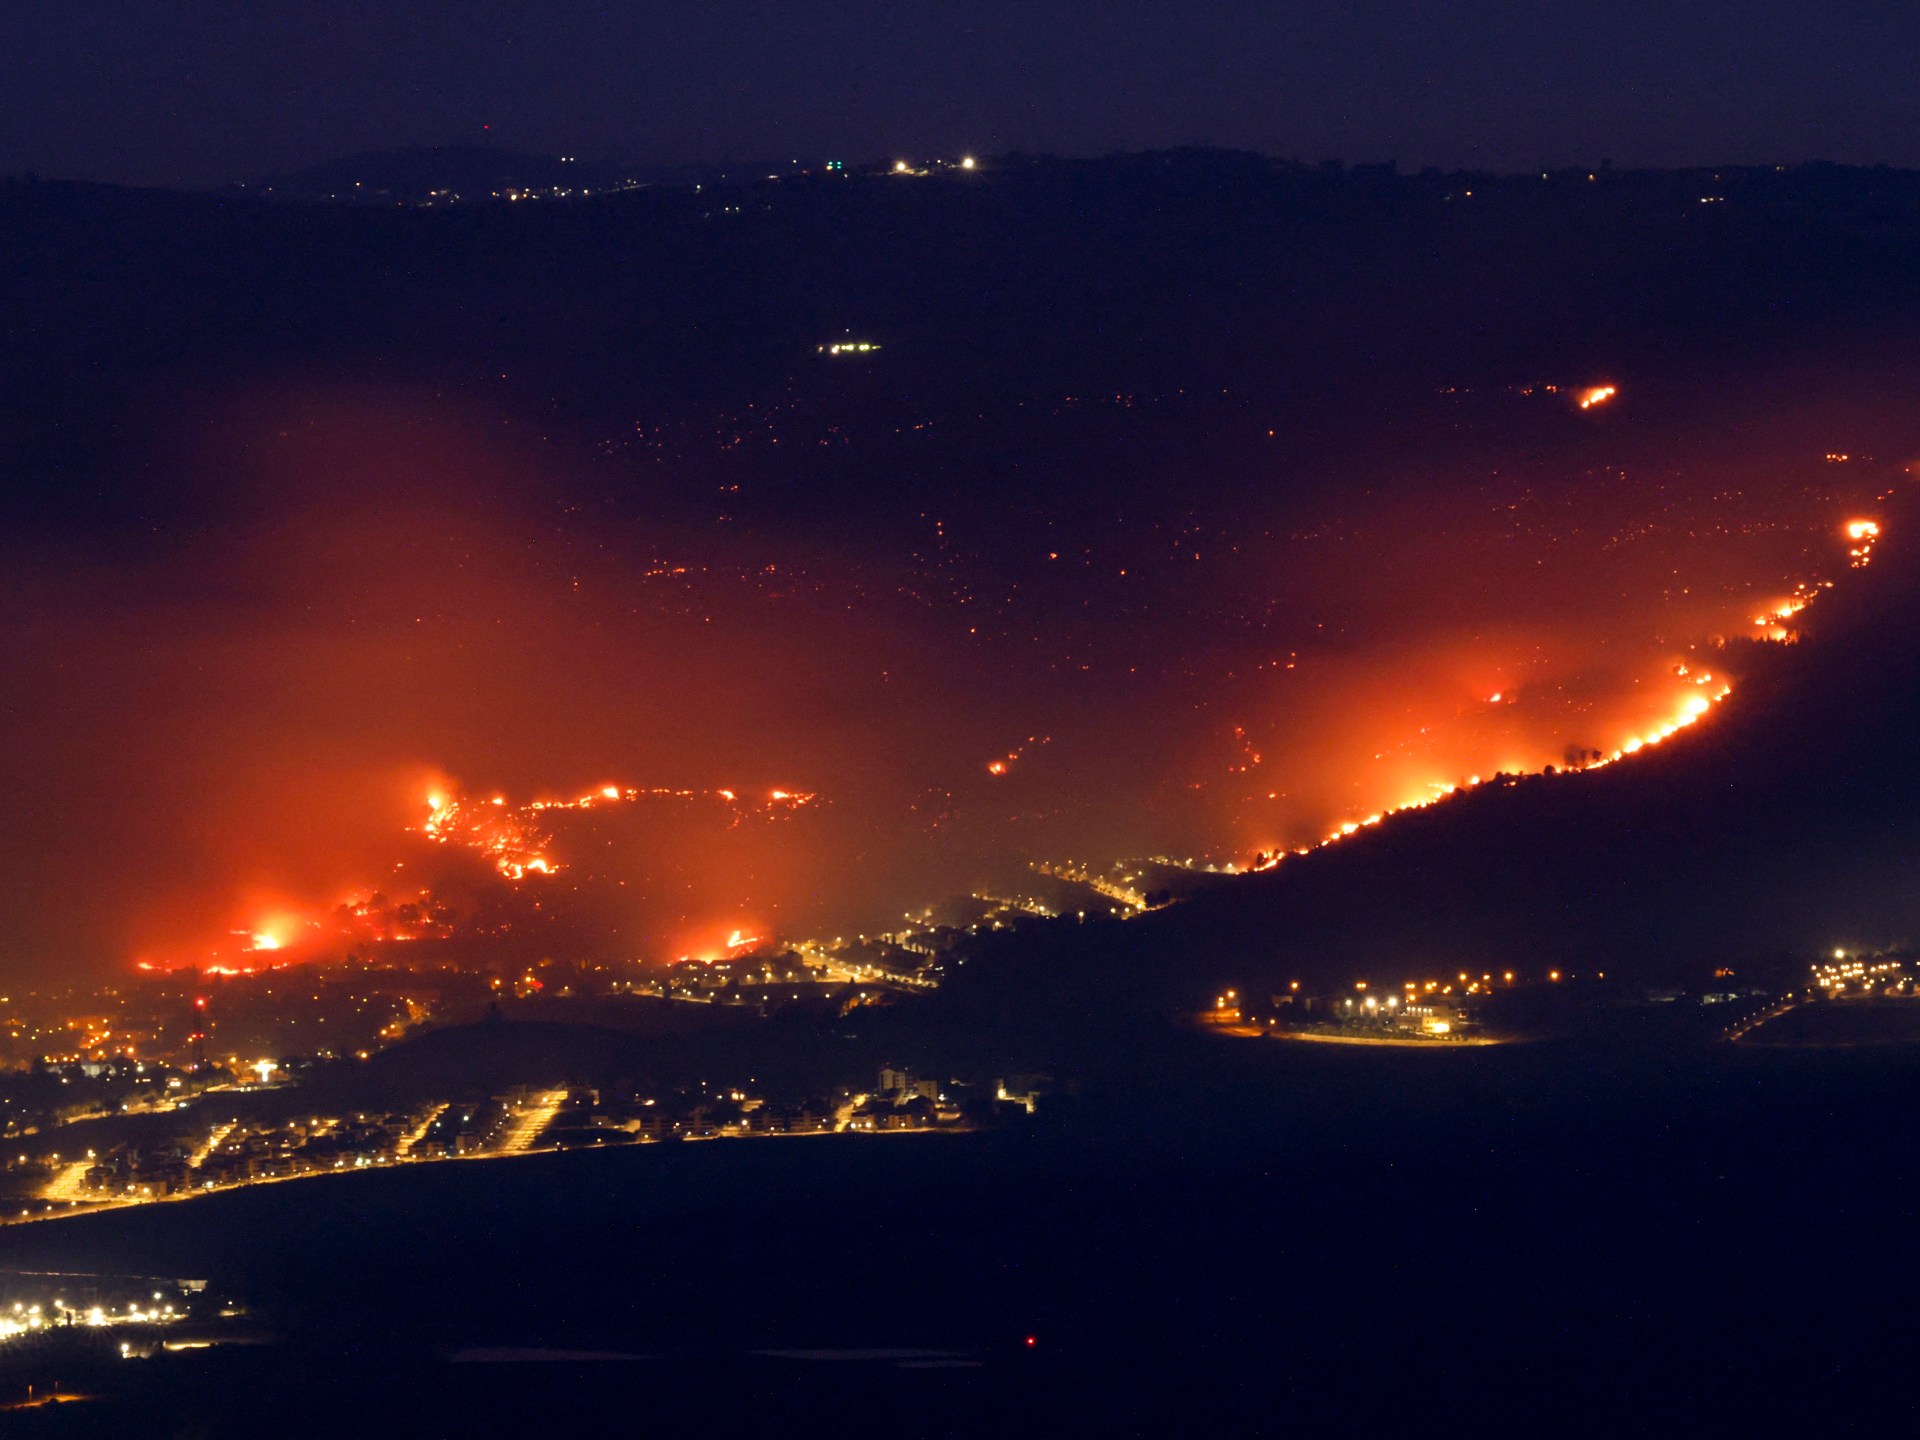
[915,487,1920,1022]
[233,145,795,206]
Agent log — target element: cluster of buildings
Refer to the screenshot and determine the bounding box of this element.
[844,1067,1044,1131]
[0,1272,207,1347]
[535,1088,840,1145]
[0,1270,262,1366]
[21,1071,1029,1219]
[72,1100,514,1198]
[0,971,420,1076]
[1808,948,1915,996]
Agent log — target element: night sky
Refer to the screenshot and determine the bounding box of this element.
[5,1,1918,187]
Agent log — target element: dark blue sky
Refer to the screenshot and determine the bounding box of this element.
[4,1,1916,186]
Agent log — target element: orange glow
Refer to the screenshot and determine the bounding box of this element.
[673,920,769,962]
[1846,517,1881,568]
[98,432,1880,986]
[1248,650,1742,873]
[1576,385,1617,409]
[984,735,1048,778]
[135,770,831,975]
[1243,513,1876,871]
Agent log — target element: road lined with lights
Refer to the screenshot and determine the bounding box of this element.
[497,1092,567,1154]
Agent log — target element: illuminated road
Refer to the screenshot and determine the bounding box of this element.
[791,943,938,991]
[1030,862,1146,912]
[1208,1019,1500,1047]
[1727,995,1800,1042]
[39,1162,94,1203]
[1267,1029,1502,1048]
[831,1095,864,1132]
[395,1103,449,1157]
[498,1091,566,1153]
[189,1121,237,1170]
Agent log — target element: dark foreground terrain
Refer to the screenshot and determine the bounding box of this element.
[1,1028,1916,1436]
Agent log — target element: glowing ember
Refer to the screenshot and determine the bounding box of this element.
[984,735,1049,777]
[1576,385,1617,409]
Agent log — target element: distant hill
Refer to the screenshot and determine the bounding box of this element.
[233,144,815,204]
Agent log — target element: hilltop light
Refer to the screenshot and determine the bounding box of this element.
[894,160,910,173]
[961,155,977,170]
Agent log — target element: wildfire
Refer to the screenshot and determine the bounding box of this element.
[418,790,557,879]
[1248,512,1879,875]
[232,914,309,956]
[414,780,815,878]
[1576,385,1617,410]
[1846,518,1880,567]
[985,735,1050,777]
[143,770,830,977]
[674,922,769,961]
